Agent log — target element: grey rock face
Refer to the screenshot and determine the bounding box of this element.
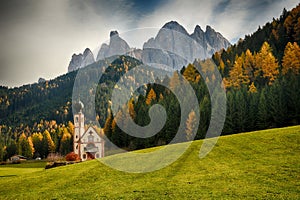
[142,21,231,71]
[96,31,131,61]
[68,21,231,72]
[68,48,95,72]
[81,48,95,68]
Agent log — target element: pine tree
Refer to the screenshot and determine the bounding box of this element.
[257,89,268,129]
[268,81,287,126]
[248,91,259,131]
[223,91,235,134]
[198,95,211,139]
[6,141,17,159]
[234,89,247,132]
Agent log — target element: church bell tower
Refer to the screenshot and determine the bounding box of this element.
[73,100,85,158]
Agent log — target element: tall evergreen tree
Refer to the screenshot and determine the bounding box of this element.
[234,89,247,132]
[257,89,268,129]
[223,91,235,134]
[198,95,211,139]
[248,91,259,131]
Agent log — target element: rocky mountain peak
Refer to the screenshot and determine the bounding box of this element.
[68,48,95,72]
[205,25,214,32]
[68,21,231,72]
[110,30,119,38]
[83,48,92,57]
[142,21,231,71]
[162,21,189,35]
[191,25,205,40]
[96,30,130,61]
[193,25,204,34]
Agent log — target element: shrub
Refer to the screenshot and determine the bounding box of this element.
[47,153,65,162]
[65,152,80,161]
[11,159,21,164]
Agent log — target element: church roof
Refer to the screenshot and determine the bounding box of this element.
[80,126,104,140]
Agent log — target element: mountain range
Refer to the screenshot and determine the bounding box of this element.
[68,21,231,72]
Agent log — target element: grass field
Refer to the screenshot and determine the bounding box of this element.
[0,161,46,177]
[0,126,299,199]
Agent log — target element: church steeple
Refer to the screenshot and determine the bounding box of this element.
[73,100,85,159]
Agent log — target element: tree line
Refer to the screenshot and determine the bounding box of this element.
[0,120,74,161]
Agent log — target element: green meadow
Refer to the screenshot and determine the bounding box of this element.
[0,126,299,199]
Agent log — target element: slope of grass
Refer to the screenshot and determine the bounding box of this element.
[0,161,46,177]
[0,126,299,199]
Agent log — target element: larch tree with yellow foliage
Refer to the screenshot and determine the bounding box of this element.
[255,42,279,85]
[146,88,157,105]
[183,64,199,82]
[225,55,250,88]
[282,42,300,75]
[169,71,181,91]
[59,128,72,155]
[18,133,33,158]
[185,110,197,141]
[248,82,258,93]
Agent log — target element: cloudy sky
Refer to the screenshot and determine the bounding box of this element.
[0,0,298,87]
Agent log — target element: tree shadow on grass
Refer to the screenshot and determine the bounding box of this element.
[0,175,17,178]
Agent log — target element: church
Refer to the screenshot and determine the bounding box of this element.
[73,101,105,161]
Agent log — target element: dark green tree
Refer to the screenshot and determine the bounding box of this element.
[257,89,268,129]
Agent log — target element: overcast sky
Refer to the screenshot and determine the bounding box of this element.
[0,0,298,87]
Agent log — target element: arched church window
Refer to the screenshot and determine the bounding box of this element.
[83,154,86,159]
[75,117,78,123]
[76,145,78,149]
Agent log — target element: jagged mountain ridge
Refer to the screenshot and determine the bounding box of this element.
[68,48,95,72]
[67,21,230,72]
[96,31,131,61]
[142,21,231,70]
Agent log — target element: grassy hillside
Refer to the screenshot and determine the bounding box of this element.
[0,161,46,177]
[0,126,299,199]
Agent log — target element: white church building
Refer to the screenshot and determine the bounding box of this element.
[73,101,105,161]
